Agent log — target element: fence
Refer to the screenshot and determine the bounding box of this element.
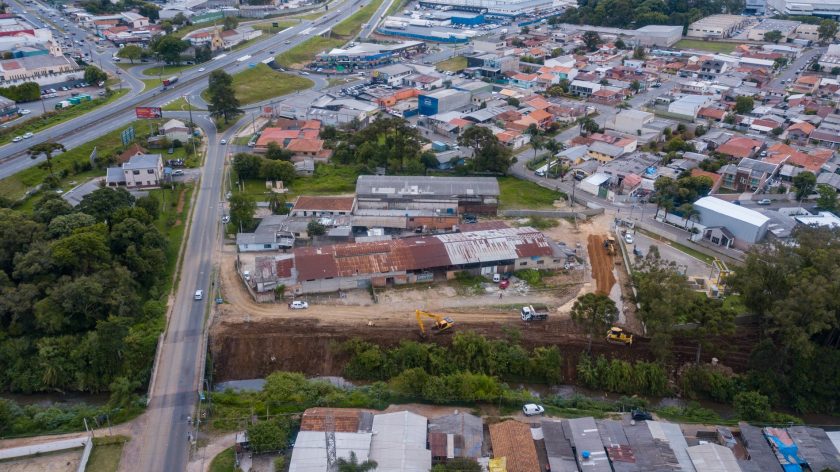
[0,437,92,472]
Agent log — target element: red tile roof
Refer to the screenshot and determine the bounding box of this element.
[717,137,762,158]
[489,420,540,472]
[293,196,355,212]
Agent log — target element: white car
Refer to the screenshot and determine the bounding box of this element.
[220,139,227,145]
[20,109,31,115]
[194,289,204,300]
[22,132,33,139]
[198,67,206,72]
[624,233,634,244]
[172,169,184,176]
[221,215,230,224]
[288,300,309,309]
[12,136,22,142]
[522,404,545,416]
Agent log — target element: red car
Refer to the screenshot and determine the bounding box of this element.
[499,280,510,289]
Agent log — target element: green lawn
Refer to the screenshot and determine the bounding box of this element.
[172,23,206,39]
[163,97,205,112]
[331,0,385,37]
[233,164,358,200]
[498,176,565,209]
[0,89,128,146]
[275,35,344,68]
[436,56,468,72]
[674,39,737,53]
[86,436,129,472]
[141,78,164,91]
[253,20,297,34]
[228,64,314,105]
[209,447,240,472]
[141,63,196,78]
[0,118,167,202]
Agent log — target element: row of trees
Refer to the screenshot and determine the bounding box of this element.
[339,332,563,384]
[0,82,41,102]
[0,188,169,394]
[555,0,745,29]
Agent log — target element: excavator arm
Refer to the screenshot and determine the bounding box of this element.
[415,310,454,337]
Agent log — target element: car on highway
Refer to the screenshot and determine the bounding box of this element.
[284,40,291,44]
[22,132,33,139]
[757,198,772,205]
[624,233,634,244]
[194,289,203,300]
[220,139,227,145]
[172,169,184,176]
[523,404,545,416]
[288,300,309,309]
[20,109,30,115]
[300,71,310,75]
[198,67,205,72]
[12,136,22,142]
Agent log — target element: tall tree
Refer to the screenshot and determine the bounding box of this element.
[151,35,188,64]
[582,31,601,51]
[818,19,839,43]
[457,126,513,174]
[570,293,619,352]
[27,142,66,180]
[117,45,142,64]
[763,30,783,43]
[229,193,256,231]
[793,171,817,201]
[734,96,754,114]
[207,70,241,123]
[816,184,838,212]
[222,16,238,31]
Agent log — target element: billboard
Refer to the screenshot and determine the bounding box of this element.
[135,107,162,119]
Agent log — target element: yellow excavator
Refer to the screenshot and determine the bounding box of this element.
[606,327,633,346]
[415,310,455,338]
[604,236,617,256]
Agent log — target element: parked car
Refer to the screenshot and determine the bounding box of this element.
[624,233,634,244]
[12,136,22,142]
[522,404,545,416]
[172,169,184,176]
[220,139,227,145]
[198,67,205,72]
[288,300,309,309]
[22,132,33,139]
[757,198,771,205]
[631,409,653,421]
[194,289,203,300]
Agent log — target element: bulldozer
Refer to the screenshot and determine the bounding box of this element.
[415,310,455,338]
[606,327,633,346]
[603,236,617,256]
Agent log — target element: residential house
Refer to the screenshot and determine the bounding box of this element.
[588,141,625,163]
[719,158,778,192]
[105,153,164,188]
[588,88,623,105]
[791,75,820,94]
[717,136,764,159]
[162,119,191,142]
[290,196,356,217]
[509,72,539,89]
[569,80,601,98]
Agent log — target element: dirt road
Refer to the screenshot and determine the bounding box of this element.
[586,234,616,295]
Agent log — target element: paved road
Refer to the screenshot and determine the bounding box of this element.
[768,47,826,88]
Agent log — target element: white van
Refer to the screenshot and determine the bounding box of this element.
[194,290,203,300]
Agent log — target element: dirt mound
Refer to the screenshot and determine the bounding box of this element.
[587,234,617,294]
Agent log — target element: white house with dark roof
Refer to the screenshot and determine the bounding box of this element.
[106,153,164,188]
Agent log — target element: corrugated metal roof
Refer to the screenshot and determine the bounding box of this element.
[489,420,541,472]
[568,417,611,472]
[429,413,483,459]
[648,421,695,472]
[300,408,363,433]
[356,175,500,198]
[687,443,741,472]
[369,411,431,472]
[788,426,840,471]
[542,420,578,472]
[738,423,781,472]
[288,431,372,472]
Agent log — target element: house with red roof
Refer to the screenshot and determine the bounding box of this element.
[717,136,764,159]
[785,121,815,143]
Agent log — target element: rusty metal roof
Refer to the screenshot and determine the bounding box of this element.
[293,196,356,212]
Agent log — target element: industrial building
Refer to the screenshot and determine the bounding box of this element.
[694,196,771,249]
[355,175,500,215]
[746,18,800,42]
[418,88,472,115]
[766,0,840,17]
[632,25,684,47]
[417,0,554,17]
[311,41,425,72]
[686,15,750,39]
[369,411,432,472]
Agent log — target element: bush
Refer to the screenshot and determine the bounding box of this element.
[734,391,771,422]
[679,364,740,403]
[577,355,669,396]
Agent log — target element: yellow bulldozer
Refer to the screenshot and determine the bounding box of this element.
[415,310,455,338]
[606,326,633,346]
[603,236,617,256]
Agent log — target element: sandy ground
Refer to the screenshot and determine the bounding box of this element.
[0,450,81,472]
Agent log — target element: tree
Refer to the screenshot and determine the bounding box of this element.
[570,293,619,352]
[248,419,291,454]
[151,35,188,64]
[27,142,66,180]
[77,188,135,223]
[614,38,626,49]
[763,30,783,43]
[677,203,699,230]
[818,19,839,43]
[632,46,646,60]
[307,219,326,236]
[194,45,212,63]
[816,185,838,212]
[233,153,262,179]
[506,96,520,107]
[773,57,788,70]
[583,31,601,52]
[734,391,771,421]
[260,159,296,183]
[793,171,816,201]
[117,45,143,64]
[629,79,641,93]
[432,458,481,472]
[579,117,599,134]
[108,376,140,409]
[265,142,292,161]
[207,70,241,123]
[337,451,378,472]
[223,16,238,31]
[229,193,256,231]
[84,66,108,85]
[685,297,736,363]
[33,193,73,224]
[832,67,840,76]
[457,126,513,174]
[734,96,754,114]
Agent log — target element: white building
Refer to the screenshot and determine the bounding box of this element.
[686,15,749,39]
[162,119,191,142]
[369,412,431,472]
[694,196,771,249]
[668,95,713,120]
[105,153,164,188]
[417,0,553,16]
[578,173,611,197]
[289,431,373,472]
[766,0,840,18]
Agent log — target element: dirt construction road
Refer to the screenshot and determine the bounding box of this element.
[586,234,617,295]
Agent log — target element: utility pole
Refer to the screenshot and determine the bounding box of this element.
[185,95,197,158]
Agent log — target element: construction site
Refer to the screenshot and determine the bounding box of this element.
[209,214,751,384]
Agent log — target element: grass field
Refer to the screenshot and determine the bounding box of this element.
[498,176,565,209]
[229,64,313,104]
[209,447,238,472]
[331,0,385,37]
[674,39,737,53]
[0,119,166,202]
[436,55,467,72]
[141,63,196,78]
[0,89,128,146]
[233,164,358,200]
[86,436,129,472]
[162,97,205,111]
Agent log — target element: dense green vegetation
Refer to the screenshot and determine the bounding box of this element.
[554,0,744,29]
[327,117,439,175]
[577,355,669,396]
[0,82,41,102]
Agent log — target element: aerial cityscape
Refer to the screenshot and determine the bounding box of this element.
[0,0,839,470]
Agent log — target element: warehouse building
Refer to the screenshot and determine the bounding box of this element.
[746,18,800,42]
[686,15,750,39]
[633,25,684,47]
[418,88,471,115]
[418,0,554,17]
[356,175,500,215]
[766,0,840,17]
[694,196,771,249]
[369,411,431,472]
